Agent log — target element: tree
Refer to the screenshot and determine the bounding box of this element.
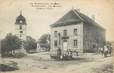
[1,33,21,57]
[39,34,50,43]
[23,36,37,53]
[38,34,50,51]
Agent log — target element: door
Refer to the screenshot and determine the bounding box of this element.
[63,40,68,50]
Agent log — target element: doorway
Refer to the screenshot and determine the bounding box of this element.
[63,40,68,50]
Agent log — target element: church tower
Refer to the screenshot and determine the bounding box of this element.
[15,11,27,54]
[15,11,27,40]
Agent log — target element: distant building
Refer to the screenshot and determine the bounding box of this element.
[37,42,50,52]
[50,9,106,53]
[37,34,50,52]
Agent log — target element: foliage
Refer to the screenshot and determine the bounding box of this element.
[38,34,50,51]
[39,34,50,44]
[23,36,37,53]
[1,33,21,57]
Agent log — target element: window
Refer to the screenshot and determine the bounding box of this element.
[20,25,22,30]
[63,30,67,36]
[74,29,78,35]
[74,40,78,48]
[54,40,57,47]
[58,33,61,45]
[20,31,23,33]
[54,31,57,37]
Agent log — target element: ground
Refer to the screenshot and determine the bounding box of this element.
[0,52,113,73]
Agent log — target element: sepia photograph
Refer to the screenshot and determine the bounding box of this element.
[0,0,114,73]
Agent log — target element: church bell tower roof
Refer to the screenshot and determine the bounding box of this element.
[15,11,27,25]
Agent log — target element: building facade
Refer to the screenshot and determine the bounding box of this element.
[50,9,105,53]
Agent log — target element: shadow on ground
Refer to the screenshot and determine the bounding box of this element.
[0,61,19,72]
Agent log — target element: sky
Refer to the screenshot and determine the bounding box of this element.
[0,0,114,41]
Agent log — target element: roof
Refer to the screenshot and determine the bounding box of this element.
[15,13,27,25]
[50,9,105,30]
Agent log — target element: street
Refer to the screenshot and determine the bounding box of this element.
[1,52,113,73]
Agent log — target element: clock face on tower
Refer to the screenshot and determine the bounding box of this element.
[19,20,23,24]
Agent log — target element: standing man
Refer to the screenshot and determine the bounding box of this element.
[109,45,113,56]
[100,47,104,56]
[104,45,108,57]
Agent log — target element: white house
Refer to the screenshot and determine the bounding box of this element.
[50,9,105,53]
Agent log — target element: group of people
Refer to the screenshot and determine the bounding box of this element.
[56,45,113,59]
[98,45,113,57]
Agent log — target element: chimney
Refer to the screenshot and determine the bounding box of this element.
[91,15,95,21]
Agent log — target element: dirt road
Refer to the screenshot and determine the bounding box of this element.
[1,52,113,73]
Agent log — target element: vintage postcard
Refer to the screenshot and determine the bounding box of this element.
[0,0,114,73]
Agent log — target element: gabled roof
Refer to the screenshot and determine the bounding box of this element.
[50,9,105,30]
